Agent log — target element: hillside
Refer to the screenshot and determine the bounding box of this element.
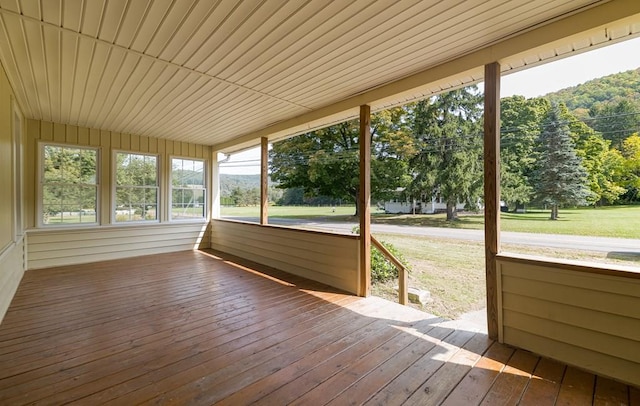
[220,174,260,196]
[545,67,640,112]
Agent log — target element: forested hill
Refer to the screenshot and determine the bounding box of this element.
[220,174,260,195]
[545,67,640,112]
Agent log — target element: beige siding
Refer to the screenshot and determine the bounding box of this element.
[497,256,640,387]
[27,223,208,269]
[0,62,26,323]
[23,119,212,270]
[0,240,25,323]
[0,64,14,251]
[210,220,360,294]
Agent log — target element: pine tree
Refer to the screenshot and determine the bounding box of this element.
[409,87,483,220]
[534,103,591,220]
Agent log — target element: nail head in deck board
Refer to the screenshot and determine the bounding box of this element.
[479,349,539,405]
[403,332,493,406]
[324,321,451,406]
[365,328,476,405]
[215,311,410,405]
[594,376,630,405]
[440,341,515,406]
[289,325,425,405]
[518,358,566,405]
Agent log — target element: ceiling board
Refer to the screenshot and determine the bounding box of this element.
[0,0,636,152]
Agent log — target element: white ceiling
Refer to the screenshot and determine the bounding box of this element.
[0,0,638,152]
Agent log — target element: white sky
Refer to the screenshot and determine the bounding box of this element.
[221,36,640,175]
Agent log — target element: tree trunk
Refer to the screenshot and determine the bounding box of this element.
[353,190,360,217]
[446,201,457,221]
[550,204,558,220]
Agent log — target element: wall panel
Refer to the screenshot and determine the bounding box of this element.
[0,240,25,323]
[27,223,208,269]
[24,119,212,270]
[497,256,640,387]
[210,220,360,294]
[0,63,26,324]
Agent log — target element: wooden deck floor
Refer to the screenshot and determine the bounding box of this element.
[0,250,638,405]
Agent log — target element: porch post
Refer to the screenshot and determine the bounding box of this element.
[359,105,371,297]
[484,62,501,340]
[211,150,221,220]
[260,137,269,225]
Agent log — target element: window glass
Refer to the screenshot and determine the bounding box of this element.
[171,158,206,220]
[115,152,158,222]
[41,145,98,225]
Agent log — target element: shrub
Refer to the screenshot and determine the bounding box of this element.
[352,227,410,283]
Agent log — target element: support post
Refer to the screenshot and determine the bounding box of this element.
[260,137,269,225]
[211,150,221,220]
[484,62,501,340]
[359,105,371,297]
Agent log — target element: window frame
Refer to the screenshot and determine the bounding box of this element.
[169,156,207,222]
[38,142,100,228]
[112,150,160,225]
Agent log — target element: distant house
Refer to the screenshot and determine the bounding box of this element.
[384,190,466,214]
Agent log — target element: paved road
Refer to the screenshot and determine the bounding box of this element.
[224,216,640,254]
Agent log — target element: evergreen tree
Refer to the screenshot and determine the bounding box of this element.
[534,103,591,220]
[409,86,483,220]
[500,96,549,210]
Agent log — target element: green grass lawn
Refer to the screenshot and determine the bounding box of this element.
[223,204,640,239]
[221,205,357,218]
[373,232,640,319]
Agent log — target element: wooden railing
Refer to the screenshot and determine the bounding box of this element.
[371,235,408,305]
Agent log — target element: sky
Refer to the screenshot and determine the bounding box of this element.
[220,36,640,175]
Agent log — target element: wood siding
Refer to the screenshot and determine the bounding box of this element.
[0,240,24,323]
[27,223,208,270]
[0,62,25,323]
[210,220,360,294]
[23,119,211,270]
[497,256,640,387]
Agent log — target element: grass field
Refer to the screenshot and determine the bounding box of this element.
[221,205,357,218]
[373,233,640,319]
[223,204,640,238]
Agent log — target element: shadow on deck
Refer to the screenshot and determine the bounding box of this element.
[0,249,637,405]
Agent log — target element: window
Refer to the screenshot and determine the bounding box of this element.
[114,152,158,222]
[171,158,206,220]
[41,144,98,226]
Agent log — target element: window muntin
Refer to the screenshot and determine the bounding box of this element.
[41,144,98,226]
[171,158,205,220]
[115,152,158,222]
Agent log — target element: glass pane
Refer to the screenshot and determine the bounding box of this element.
[172,188,205,219]
[116,153,158,187]
[172,158,204,187]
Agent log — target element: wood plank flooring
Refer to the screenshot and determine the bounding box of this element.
[0,249,637,405]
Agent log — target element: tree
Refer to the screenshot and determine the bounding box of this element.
[620,133,640,202]
[559,104,626,205]
[499,96,549,210]
[409,86,483,220]
[588,99,640,148]
[269,106,415,216]
[534,103,591,220]
[42,146,97,222]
